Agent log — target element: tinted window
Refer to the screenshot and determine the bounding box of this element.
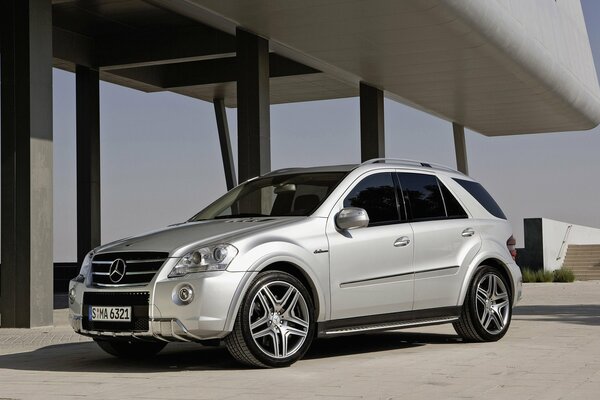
[343,173,399,225]
[453,178,507,219]
[398,173,445,220]
[439,181,468,218]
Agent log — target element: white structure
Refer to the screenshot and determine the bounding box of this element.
[152,0,600,135]
[541,219,600,271]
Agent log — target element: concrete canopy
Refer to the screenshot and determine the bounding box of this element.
[51,0,600,136]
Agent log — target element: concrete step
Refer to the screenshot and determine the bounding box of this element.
[566,268,600,280]
[566,248,600,253]
[569,268,600,274]
[564,252,600,258]
[574,274,600,281]
[563,261,600,267]
[565,255,600,264]
[564,251,600,256]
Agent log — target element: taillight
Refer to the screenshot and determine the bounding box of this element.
[507,235,517,260]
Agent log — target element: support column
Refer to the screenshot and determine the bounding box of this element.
[213,99,237,191]
[76,65,101,266]
[0,0,54,328]
[452,123,469,175]
[236,28,270,184]
[360,82,385,162]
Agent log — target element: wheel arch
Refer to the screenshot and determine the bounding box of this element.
[459,256,515,306]
[260,261,321,317]
[223,257,326,335]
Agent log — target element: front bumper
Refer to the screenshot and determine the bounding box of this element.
[69,269,256,342]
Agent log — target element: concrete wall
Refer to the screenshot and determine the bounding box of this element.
[517,218,600,271]
[543,218,600,271]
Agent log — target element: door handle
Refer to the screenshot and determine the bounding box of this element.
[462,228,475,237]
[394,236,411,247]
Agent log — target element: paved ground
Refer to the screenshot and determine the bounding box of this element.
[1,282,599,400]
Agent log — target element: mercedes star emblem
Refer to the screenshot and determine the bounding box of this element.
[108,258,127,283]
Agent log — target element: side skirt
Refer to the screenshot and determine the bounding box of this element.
[317,306,461,337]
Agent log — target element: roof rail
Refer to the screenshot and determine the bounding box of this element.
[360,158,460,173]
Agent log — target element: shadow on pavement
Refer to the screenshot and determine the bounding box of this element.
[513,304,600,326]
[0,331,458,373]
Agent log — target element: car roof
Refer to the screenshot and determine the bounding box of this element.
[263,159,468,179]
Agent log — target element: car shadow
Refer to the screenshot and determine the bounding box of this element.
[513,304,600,326]
[0,331,459,373]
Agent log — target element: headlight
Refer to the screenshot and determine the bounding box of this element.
[75,251,93,282]
[169,244,238,277]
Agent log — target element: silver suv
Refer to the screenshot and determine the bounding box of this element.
[69,159,522,367]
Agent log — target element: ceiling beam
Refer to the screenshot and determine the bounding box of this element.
[52,25,236,70]
[53,27,95,68]
[108,54,320,89]
[96,25,235,70]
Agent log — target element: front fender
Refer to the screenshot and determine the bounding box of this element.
[223,242,329,334]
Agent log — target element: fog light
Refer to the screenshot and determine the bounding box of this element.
[172,283,194,305]
[68,287,76,304]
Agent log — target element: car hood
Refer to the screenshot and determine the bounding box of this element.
[95,217,300,256]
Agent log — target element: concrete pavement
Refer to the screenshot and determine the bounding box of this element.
[1,281,599,400]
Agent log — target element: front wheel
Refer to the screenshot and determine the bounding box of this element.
[225,271,315,368]
[453,266,512,342]
[94,339,167,359]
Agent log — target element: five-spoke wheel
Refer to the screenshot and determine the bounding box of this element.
[454,265,512,342]
[249,281,310,359]
[225,271,315,367]
[475,272,510,335]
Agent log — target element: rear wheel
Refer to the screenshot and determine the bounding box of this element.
[94,339,166,359]
[225,271,315,368]
[453,265,512,342]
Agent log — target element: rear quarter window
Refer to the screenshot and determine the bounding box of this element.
[453,178,507,219]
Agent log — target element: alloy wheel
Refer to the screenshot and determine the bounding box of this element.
[475,273,510,335]
[248,280,310,359]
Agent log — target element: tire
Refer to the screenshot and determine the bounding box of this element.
[453,265,512,342]
[225,271,316,368]
[94,338,167,359]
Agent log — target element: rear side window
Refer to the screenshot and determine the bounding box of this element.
[453,178,507,219]
[343,173,399,226]
[398,173,445,220]
[439,181,468,218]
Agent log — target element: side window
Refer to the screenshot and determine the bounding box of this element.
[439,181,468,218]
[453,178,507,219]
[397,173,445,220]
[343,173,399,226]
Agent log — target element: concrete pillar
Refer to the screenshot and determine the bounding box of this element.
[360,82,385,162]
[76,65,101,266]
[213,98,237,191]
[236,28,271,184]
[452,123,469,175]
[0,0,54,328]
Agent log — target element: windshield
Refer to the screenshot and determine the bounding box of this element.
[190,172,347,221]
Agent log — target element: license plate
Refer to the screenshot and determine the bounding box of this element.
[89,306,132,322]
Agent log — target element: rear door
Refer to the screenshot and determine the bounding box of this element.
[397,172,481,310]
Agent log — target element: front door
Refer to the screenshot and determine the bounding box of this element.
[327,171,414,320]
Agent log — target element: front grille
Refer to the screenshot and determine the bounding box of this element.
[82,291,150,332]
[91,251,168,287]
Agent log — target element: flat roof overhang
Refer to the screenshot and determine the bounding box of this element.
[51,0,600,136]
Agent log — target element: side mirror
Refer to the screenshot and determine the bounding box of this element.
[335,207,369,230]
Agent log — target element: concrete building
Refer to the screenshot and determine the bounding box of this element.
[1,0,599,327]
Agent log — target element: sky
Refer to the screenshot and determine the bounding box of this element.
[50,1,600,261]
